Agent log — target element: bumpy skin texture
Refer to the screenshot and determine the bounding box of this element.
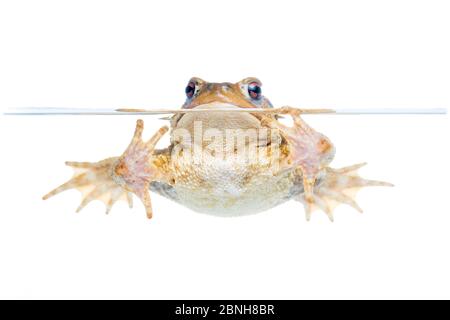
[44,77,392,221]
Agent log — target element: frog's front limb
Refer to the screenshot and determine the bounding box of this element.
[262,107,335,216]
[263,107,392,221]
[43,120,169,218]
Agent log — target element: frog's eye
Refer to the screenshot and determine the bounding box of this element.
[248,82,262,100]
[185,81,197,99]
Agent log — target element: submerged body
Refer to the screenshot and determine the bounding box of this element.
[44,77,391,221]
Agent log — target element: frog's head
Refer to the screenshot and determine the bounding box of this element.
[173,77,275,133]
[182,77,273,109]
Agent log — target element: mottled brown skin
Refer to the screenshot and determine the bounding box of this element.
[147,77,338,217]
[44,77,392,221]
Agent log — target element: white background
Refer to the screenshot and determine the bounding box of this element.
[0,0,449,299]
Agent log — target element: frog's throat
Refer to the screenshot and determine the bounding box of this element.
[175,102,263,132]
[191,102,252,110]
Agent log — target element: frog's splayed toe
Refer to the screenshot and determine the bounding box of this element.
[297,163,393,222]
[43,120,169,218]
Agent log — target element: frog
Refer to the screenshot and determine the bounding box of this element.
[43,77,392,221]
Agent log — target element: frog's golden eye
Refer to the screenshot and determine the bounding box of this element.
[185,81,196,99]
[248,82,262,100]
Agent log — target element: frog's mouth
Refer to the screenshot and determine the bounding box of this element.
[176,102,262,131]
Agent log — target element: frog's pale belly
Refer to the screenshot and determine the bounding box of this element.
[150,151,301,216]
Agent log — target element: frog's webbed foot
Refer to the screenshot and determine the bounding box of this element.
[43,120,169,219]
[297,163,393,221]
[43,158,134,214]
[262,107,336,212]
